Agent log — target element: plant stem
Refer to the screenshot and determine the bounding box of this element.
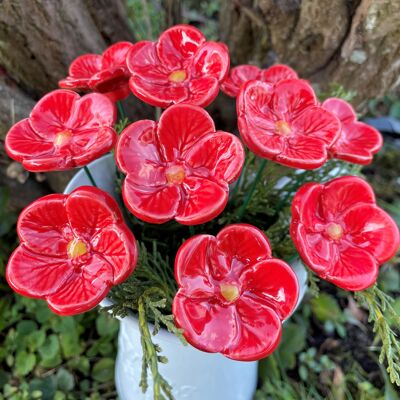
[237,159,267,220]
[155,107,162,120]
[117,101,126,121]
[83,165,97,187]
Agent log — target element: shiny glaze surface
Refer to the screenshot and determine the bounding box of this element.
[115,104,244,225]
[6,186,137,315]
[221,64,298,97]
[172,224,299,361]
[290,176,400,291]
[323,98,383,165]
[237,79,341,170]
[59,42,133,101]
[5,90,117,172]
[127,24,230,108]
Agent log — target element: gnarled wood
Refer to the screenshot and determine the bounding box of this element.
[219,0,400,107]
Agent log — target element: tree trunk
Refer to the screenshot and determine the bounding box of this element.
[219,0,400,108]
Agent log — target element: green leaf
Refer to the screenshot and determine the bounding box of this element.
[60,331,82,358]
[29,377,57,400]
[311,293,342,323]
[96,313,119,337]
[277,323,307,370]
[56,368,75,391]
[38,334,62,368]
[389,102,400,119]
[15,350,36,376]
[26,330,46,352]
[92,358,115,383]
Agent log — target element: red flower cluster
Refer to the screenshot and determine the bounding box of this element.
[5,90,116,172]
[323,98,383,165]
[59,42,134,102]
[290,176,399,291]
[6,187,138,315]
[127,25,229,108]
[115,104,244,225]
[173,224,299,361]
[221,64,298,97]
[237,79,340,169]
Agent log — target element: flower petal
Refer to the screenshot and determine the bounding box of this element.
[46,254,113,315]
[30,90,80,135]
[261,64,298,85]
[17,194,71,256]
[221,65,262,97]
[115,120,166,186]
[91,225,138,284]
[321,176,375,219]
[122,178,181,224]
[174,235,215,297]
[239,259,299,320]
[127,41,171,83]
[322,98,356,125]
[191,42,230,81]
[185,131,245,184]
[187,76,220,108]
[66,186,123,239]
[157,25,205,69]
[102,41,133,68]
[343,203,400,264]
[5,119,55,164]
[272,79,317,120]
[173,292,237,353]
[292,107,340,146]
[176,177,228,225]
[129,75,188,108]
[276,135,328,169]
[331,121,383,165]
[6,245,71,298]
[291,224,334,275]
[215,224,272,275]
[325,244,378,291]
[68,54,102,79]
[223,296,281,361]
[157,104,215,161]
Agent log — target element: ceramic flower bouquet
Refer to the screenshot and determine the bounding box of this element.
[4,24,400,397]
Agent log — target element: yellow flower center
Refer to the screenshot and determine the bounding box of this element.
[54,130,72,146]
[168,70,187,83]
[67,238,88,259]
[220,284,240,303]
[326,223,344,241]
[166,165,185,185]
[275,120,292,135]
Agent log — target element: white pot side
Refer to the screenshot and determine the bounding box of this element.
[64,154,308,400]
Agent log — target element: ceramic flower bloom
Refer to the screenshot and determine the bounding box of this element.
[237,79,340,169]
[115,104,244,225]
[59,42,134,102]
[173,224,299,361]
[6,187,138,316]
[221,64,298,97]
[290,176,399,291]
[127,24,229,108]
[5,90,117,172]
[322,98,383,164]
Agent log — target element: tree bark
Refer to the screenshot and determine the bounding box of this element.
[219,0,400,107]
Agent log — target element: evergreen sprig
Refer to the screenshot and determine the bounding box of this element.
[355,285,400,385]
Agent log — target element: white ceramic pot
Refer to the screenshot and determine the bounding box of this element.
[64,154,308,400]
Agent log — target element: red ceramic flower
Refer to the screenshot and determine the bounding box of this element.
[5,90,117,172]
[221,64,298,97]
[115,104,244,225]
[6,186,138,316]
[59,42,134,102]
[322,98,383,164]
[172,224,299,361]
[127,24,230,108]
[290,176,399,291]
[237,79,341,169]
